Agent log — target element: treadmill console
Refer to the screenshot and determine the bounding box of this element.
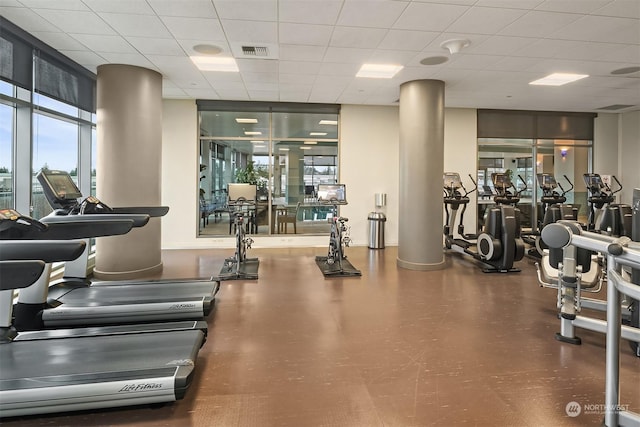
[37,169,83,210]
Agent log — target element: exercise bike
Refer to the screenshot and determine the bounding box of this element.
[218,196,259,280]
[443,172,524,273]
[315,184,361,277]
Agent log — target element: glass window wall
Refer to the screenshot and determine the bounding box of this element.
[198,107,339,237]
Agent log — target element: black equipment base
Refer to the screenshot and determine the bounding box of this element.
[315,256,362,277]
[218,258,259,280]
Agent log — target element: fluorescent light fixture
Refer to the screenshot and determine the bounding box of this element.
[304,141,318,145]
[300,146,311,150]
[250,140,264,143]
[319,120,338,125]
[529,73,588,86]
[244,131,262,135]
[236,118,258,124]
[253,145,266,148]
[309,132,327,136]
[279,147,289,151]
[190,56,239,72]
[356,63,403,78]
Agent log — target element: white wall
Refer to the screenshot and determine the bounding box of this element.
[340,104,399,246]
[619,110,640,204]
[594,113,619,176]
[443,108,478,233]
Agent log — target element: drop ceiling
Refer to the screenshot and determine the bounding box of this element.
[1,0,639,112]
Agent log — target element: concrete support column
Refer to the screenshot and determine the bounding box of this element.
[94,64,163,280]
[397,80,446,271]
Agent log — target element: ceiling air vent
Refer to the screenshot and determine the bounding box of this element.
[242,46,269,57]
[597,104,635,111]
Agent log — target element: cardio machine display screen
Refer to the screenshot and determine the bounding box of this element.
[492,173,511,187]
[317,184,346,203]
[537,174,556,189]
[41,170,83,200]
[584,174,602,188]
[443,173,462,189]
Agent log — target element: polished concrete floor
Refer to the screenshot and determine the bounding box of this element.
[4,246,639,426]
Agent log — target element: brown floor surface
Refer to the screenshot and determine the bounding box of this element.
[3,246,639,427]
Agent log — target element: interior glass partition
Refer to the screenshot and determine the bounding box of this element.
[478,138,592,232]
[0,100,13,210]
[197,103,339,237]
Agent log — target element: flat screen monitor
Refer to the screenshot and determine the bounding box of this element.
[38,169,83,201]
[304,185,315,196]
[536,173,557,189]
[317,184,346,203]
[443,172,462,189]
[228,183,256,202]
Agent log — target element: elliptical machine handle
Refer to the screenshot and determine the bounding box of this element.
[516,174,528,196]
[466,174,478,196]
[611,175,623,195]
[562,174,574,195]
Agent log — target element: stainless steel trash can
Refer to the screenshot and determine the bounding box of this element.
[368,212,386,249]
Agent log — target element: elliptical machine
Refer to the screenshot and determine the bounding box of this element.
[527,173,578,258]
[583,173,630,235]
[443,172,524,273]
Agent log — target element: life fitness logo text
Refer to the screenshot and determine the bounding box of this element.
[169,303,196,310]
[566,401,582,417]
[119,383,163,393]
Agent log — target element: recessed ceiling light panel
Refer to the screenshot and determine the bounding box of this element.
[190,56,238,72]
[356,64,403,79]
[309,132,327,136]
[319,120,338,125]
[244,131,262,135]
[529,73,588,86]
[236,118,258,123]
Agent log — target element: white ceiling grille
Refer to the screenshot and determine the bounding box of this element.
[231,42,279,60]
[242,46,269,57]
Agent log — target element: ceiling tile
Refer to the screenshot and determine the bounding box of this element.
[161,16,224,40]
[593,0,640,19]
[70,33,136,53]
[30,31,87,51]
[184,88,219,98]
[499,10,581,37]
[31,9,116,34]
[447,53,506,70]
[472,35,535,56]
[279,23,333,46]
[98,52,157,69]
[279,61,322,75]
[535,0,610,14]
[393,2,470,31]
[378,30,439,51]
[127,37,185,56]
[83,0,155,14]
[248,90,279,101]
[221,20,277,44]
[368,49,417,64]
[59,49,106,70]
[337,1,408,28]
[446,6,527,34]
[323,47,374,64]
[0,7,63,32]
[279,44,327,62]
[213,0,276,20]
[100,12,172,37]
[18,0,88,10]
[329,26,388,49]
[475,0,544,9]
[552,15,640,44]
[318,62,361,76]
[236,59,279,73]
[279,0,342,25]
[149,0,217,18]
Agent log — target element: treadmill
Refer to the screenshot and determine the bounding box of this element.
[0,206,217,330]
[38,168,217,287]
[0,237,205,417]
[0,210,207,340]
